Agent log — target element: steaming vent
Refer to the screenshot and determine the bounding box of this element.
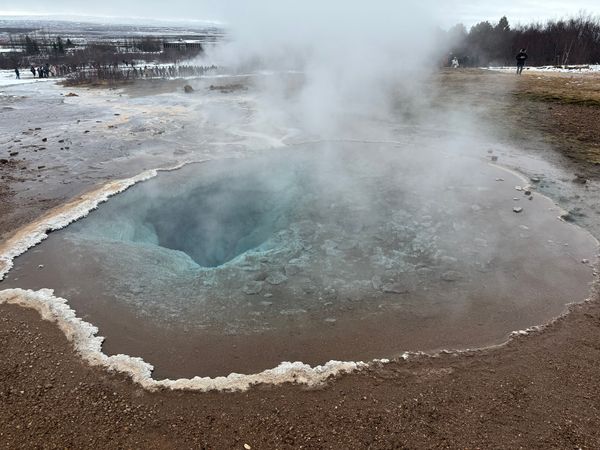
[1,144,595,378]
[127,178,290,268]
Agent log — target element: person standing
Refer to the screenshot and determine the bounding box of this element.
[30,65,36,77]
[516,48,528,75]
[14,67,20,79]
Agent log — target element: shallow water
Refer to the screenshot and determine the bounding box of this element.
[1,142,596,378]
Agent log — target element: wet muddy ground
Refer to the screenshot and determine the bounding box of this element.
[1,69,600,448]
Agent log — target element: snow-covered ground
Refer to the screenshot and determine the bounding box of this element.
[486,64,600,73]
[0,70,58,87]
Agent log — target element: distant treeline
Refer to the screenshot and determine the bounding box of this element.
[0,35,203,69]
[444,14,600,66]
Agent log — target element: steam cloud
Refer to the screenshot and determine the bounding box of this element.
[202,1,444,136]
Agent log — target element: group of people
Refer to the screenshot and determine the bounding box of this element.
[14,63,58,79]
[30,63,53,78]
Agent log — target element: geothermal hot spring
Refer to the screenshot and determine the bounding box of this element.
[0,143,596,379]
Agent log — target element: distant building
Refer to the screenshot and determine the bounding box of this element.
[163,39,204,52]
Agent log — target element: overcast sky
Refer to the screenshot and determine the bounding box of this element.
[0,1,598,28]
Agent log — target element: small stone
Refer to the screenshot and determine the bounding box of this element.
[515,186,523,191]
[491,155,498,162]
[244,444,251,450]
[0,159,8,164]
[65,92,79,97]
[280,308,307,316]
[513,207,523,213]
[524,190,532,196]
[582,259,590,264]
[495,178,504,182]
[243,281,263,295]
[573,175,587,184]
[41,137,47,142]
[266,272,288,285]
[441,271,463,282]
[183,85,194,93]
[382,283,410,294]
[38,264,44,269]
[9,151,19,156]
[530,177,541,183]
[284,264,301,276]
[371,275,383,290]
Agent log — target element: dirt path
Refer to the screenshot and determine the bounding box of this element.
[1,70,600,448]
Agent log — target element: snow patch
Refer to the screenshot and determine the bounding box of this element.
[486,65,600,73]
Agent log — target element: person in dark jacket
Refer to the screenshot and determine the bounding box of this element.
[516,49,528,75]
[30,65,36,77]
[14,67,20,79]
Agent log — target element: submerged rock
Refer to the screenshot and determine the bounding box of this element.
[371,275,383,291]
[441,271,463,282]
[183,85,194,93]
[266,272,288,285]
[243,281,263,295]
[382,282,410,294]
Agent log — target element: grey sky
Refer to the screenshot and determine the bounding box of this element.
[0,1,598,28]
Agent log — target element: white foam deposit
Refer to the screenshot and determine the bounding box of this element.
[0,288,365,391]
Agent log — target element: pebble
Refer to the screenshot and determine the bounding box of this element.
[371,275,383,290]
[266,272,288,286]
[242,281,263,295]
[38,264,44,269]
[244,444,251,450]
[513,207,523,213]
[441,271,463,282]
[382,283,410,294]
[582,259,590,264]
